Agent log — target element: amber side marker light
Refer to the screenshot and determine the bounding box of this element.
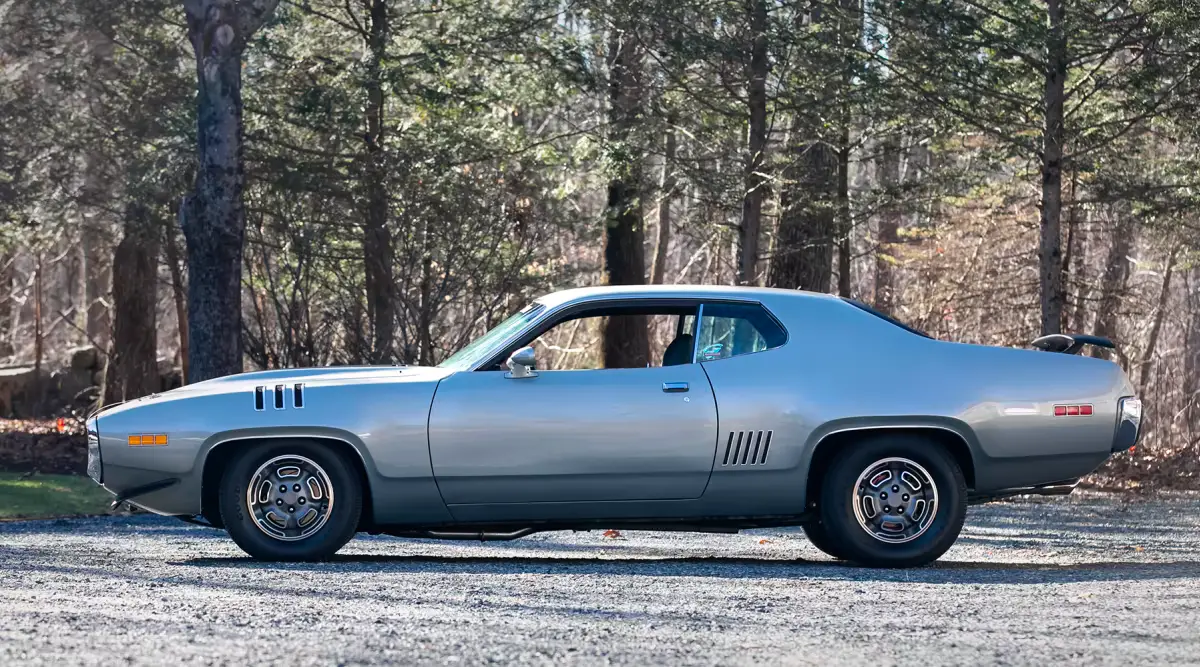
[128,434,168,446]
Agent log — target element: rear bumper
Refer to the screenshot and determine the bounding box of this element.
[968,478,1079,504]
[973,450,1110,494]
[1112,419,1139,452]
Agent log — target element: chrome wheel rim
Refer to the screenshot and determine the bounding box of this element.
[245,455,335,541]
[851,457,938,544]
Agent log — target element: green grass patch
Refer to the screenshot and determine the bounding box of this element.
[0,473,113,520]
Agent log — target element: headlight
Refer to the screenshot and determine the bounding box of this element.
[86,428,102,483]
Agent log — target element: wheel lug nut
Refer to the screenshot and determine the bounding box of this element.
[880,492,888,499]
[883,506,891,512]
[275,499,283,506]
[280,485,287,492]
[288,506,295,513]
[903,494,910,501]
[892,485,899,492]
[293,484,301,492]
[298,497,306,505]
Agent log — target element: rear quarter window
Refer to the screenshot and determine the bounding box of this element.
[696,302,788,361]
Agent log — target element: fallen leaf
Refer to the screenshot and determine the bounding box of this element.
[758,539,773,545]
[603,529,622,539]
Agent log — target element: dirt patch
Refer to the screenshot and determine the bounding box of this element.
[0,418,87,475]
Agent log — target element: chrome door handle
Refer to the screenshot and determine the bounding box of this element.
[662,382,689,393]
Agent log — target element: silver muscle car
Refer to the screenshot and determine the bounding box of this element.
[87,285,1143,567]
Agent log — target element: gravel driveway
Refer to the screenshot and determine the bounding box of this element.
[1,493,1198,666]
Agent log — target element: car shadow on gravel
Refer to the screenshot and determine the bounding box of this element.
[177,553,1200,586]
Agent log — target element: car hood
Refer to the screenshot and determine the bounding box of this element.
[97,365,452,417]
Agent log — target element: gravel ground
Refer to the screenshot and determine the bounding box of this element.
[1,493,1199,666]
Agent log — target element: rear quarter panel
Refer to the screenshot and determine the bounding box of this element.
[703,293,1129,509]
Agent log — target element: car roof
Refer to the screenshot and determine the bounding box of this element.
[534,284,840,309]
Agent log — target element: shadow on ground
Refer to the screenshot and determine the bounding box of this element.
[167,552,1200,587]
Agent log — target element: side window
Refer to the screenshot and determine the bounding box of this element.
[514,305,700,371]
[696,302,786,362]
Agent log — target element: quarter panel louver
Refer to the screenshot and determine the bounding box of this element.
[720,430,772,466]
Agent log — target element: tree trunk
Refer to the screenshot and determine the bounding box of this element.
[417,219,434,365]
[164,215,189,383]
[105,202,161,404]
[836,141,851,297]
[180,0,280,382]
[738,0,769,286]
[81,215,113,352]
[1186,268,1200,433]
[0,253,12,357]
[363,0,394,363]
[1091,217,1133,360]
[834,0,858,298]
[770,116,836,292]
[650,122,677,285]
[1039,0,1067,335]
[33,254,43,414]
[80,27,114,353]
[601,28,648,369]
[1138,244,1178,394]
[874,137,902,314]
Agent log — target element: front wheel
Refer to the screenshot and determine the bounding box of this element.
[219,440,362,560]
[818,435,967,568]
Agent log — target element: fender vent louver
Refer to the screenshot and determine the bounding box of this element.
[254,386,265,411]
[721,430,772,466]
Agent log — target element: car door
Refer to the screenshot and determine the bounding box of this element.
[427,305,719,506]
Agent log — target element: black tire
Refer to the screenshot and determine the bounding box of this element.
[802,519,849,560]
[818,435,967,568]
[219,440,362,561]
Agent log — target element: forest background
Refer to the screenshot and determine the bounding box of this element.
[2,0,1199,485]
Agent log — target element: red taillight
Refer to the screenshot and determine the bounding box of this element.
[1053,404,1093,416]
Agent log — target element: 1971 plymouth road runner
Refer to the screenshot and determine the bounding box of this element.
[87,285,1142,567]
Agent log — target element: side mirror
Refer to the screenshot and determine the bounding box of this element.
[506,346,538,379]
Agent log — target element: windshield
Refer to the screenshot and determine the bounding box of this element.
[437,302,545,371]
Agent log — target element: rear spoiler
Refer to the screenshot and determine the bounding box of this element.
[1031,333,1115,355]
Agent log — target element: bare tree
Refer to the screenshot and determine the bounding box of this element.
[738,0,769,286]
[362,0,394,363]
[179,0,281,382]
[601,26,649,369]
[105,202,160,403]
[1038,0,1067,335]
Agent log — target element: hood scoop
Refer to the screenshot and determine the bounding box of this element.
[255,383,305,411]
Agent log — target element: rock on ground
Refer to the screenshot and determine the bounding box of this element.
[0,493,1198,666]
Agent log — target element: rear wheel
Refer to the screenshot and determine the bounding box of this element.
[818,435,966,568]
[219,440,362,560]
